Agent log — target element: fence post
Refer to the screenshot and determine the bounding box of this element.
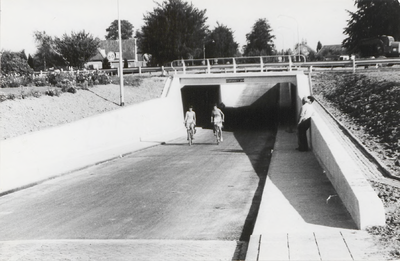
[182,59,186,74]
[260,57,264,72]
[352,57,356,74]
[207,59,211,74]
[233,58,236,74]
[139,66,142,75]
[288,56,292,72]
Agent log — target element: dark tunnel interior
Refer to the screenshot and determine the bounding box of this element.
[181,85,221,127]
[180,83,297,131]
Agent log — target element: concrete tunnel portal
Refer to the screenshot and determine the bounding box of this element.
[180,81,297,130]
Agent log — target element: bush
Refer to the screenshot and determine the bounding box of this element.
[33,77,48,87]
[0,75,32,88]
[91,71,111,85]
[76,72,90,84]
[0,93,7,102]
[1,50,34,75]
[48,71,75,86]
[45,88,61,97]
[2,76,22,87]
[7,93,16,100]
[65,86,77,93]
[30,90,42,98]
[1,69,112,88]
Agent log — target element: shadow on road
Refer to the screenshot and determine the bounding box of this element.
[162,142,215,146]
[230,124,277,260]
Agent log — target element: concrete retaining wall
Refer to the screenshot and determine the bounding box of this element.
[0,81,184,195]
[295,74,385,229]
[310,114,386,229]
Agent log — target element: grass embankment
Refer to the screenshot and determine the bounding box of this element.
[312,70,400,258]
[0,75,167,140]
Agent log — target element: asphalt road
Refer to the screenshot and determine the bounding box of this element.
[0,127,276,260]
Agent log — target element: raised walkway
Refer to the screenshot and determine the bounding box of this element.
[245,127,388,261]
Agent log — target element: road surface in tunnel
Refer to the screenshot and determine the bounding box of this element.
[0,127,275,246]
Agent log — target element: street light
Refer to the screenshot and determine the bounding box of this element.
[117,0,124,106]
[277,15,301,60]
[275,26,296,53]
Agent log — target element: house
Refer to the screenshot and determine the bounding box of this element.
[317,44,348,61]
[292,42,315,57]
[86,39,146,69]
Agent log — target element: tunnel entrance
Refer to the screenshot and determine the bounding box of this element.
[181,85,221,127]
[181,82,297,131]
[223,84,282,131]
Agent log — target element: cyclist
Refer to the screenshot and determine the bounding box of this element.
[211,104,225,142]
[184,105,196,141]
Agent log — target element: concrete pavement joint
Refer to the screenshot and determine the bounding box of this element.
[0,239,240,261]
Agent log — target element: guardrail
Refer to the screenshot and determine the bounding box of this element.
[169,56,400,74]
[170,55,307,74]
[32,56,400,77]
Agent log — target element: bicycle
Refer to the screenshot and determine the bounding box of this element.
[187,124,195,146]
[213,124,222,145]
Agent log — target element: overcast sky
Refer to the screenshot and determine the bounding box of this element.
[1,0,357,56]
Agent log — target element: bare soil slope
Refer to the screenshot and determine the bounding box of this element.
[0,77,167,140]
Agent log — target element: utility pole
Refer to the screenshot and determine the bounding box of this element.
[117,0,124,106]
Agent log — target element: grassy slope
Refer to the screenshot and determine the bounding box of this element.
[312,69,400,258]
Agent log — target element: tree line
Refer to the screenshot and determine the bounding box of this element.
[1,0,400,73]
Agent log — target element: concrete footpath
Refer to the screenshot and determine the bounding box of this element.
[245,128,388,261]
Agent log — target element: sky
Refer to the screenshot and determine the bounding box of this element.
[0,0,357,56]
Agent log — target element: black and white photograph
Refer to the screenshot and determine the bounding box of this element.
[1,0,400,260]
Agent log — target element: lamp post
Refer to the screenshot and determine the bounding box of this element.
[275,27,294,53]
[277,15,300,60]
[117,0,124,106]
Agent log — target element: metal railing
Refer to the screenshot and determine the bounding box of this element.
[170,55,307,74]
[30,56,400,77]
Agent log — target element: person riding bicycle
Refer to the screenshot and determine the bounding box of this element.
[184,106,196,140]
[211,104,225,142]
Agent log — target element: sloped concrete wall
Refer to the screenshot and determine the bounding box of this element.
[295,74,385,229]
[0,82,184,194]
[310,114,386,229]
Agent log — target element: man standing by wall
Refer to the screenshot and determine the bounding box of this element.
[297,96,315,151]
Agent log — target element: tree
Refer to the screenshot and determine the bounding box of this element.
[243,18,275,56]
[102,57,111,69]
[54,31,100,68]
[27,54,34,69]
[204,23,238,58]
[1,50,33,75]
[343,0,400,54]
[105,20,134,40]
[20,50,28,61]
[33,31,65,70]
[137,0,208,66]
[316,41,322,53]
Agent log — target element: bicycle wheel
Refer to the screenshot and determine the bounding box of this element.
[188,129,193,145]
[216,127,220,145]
